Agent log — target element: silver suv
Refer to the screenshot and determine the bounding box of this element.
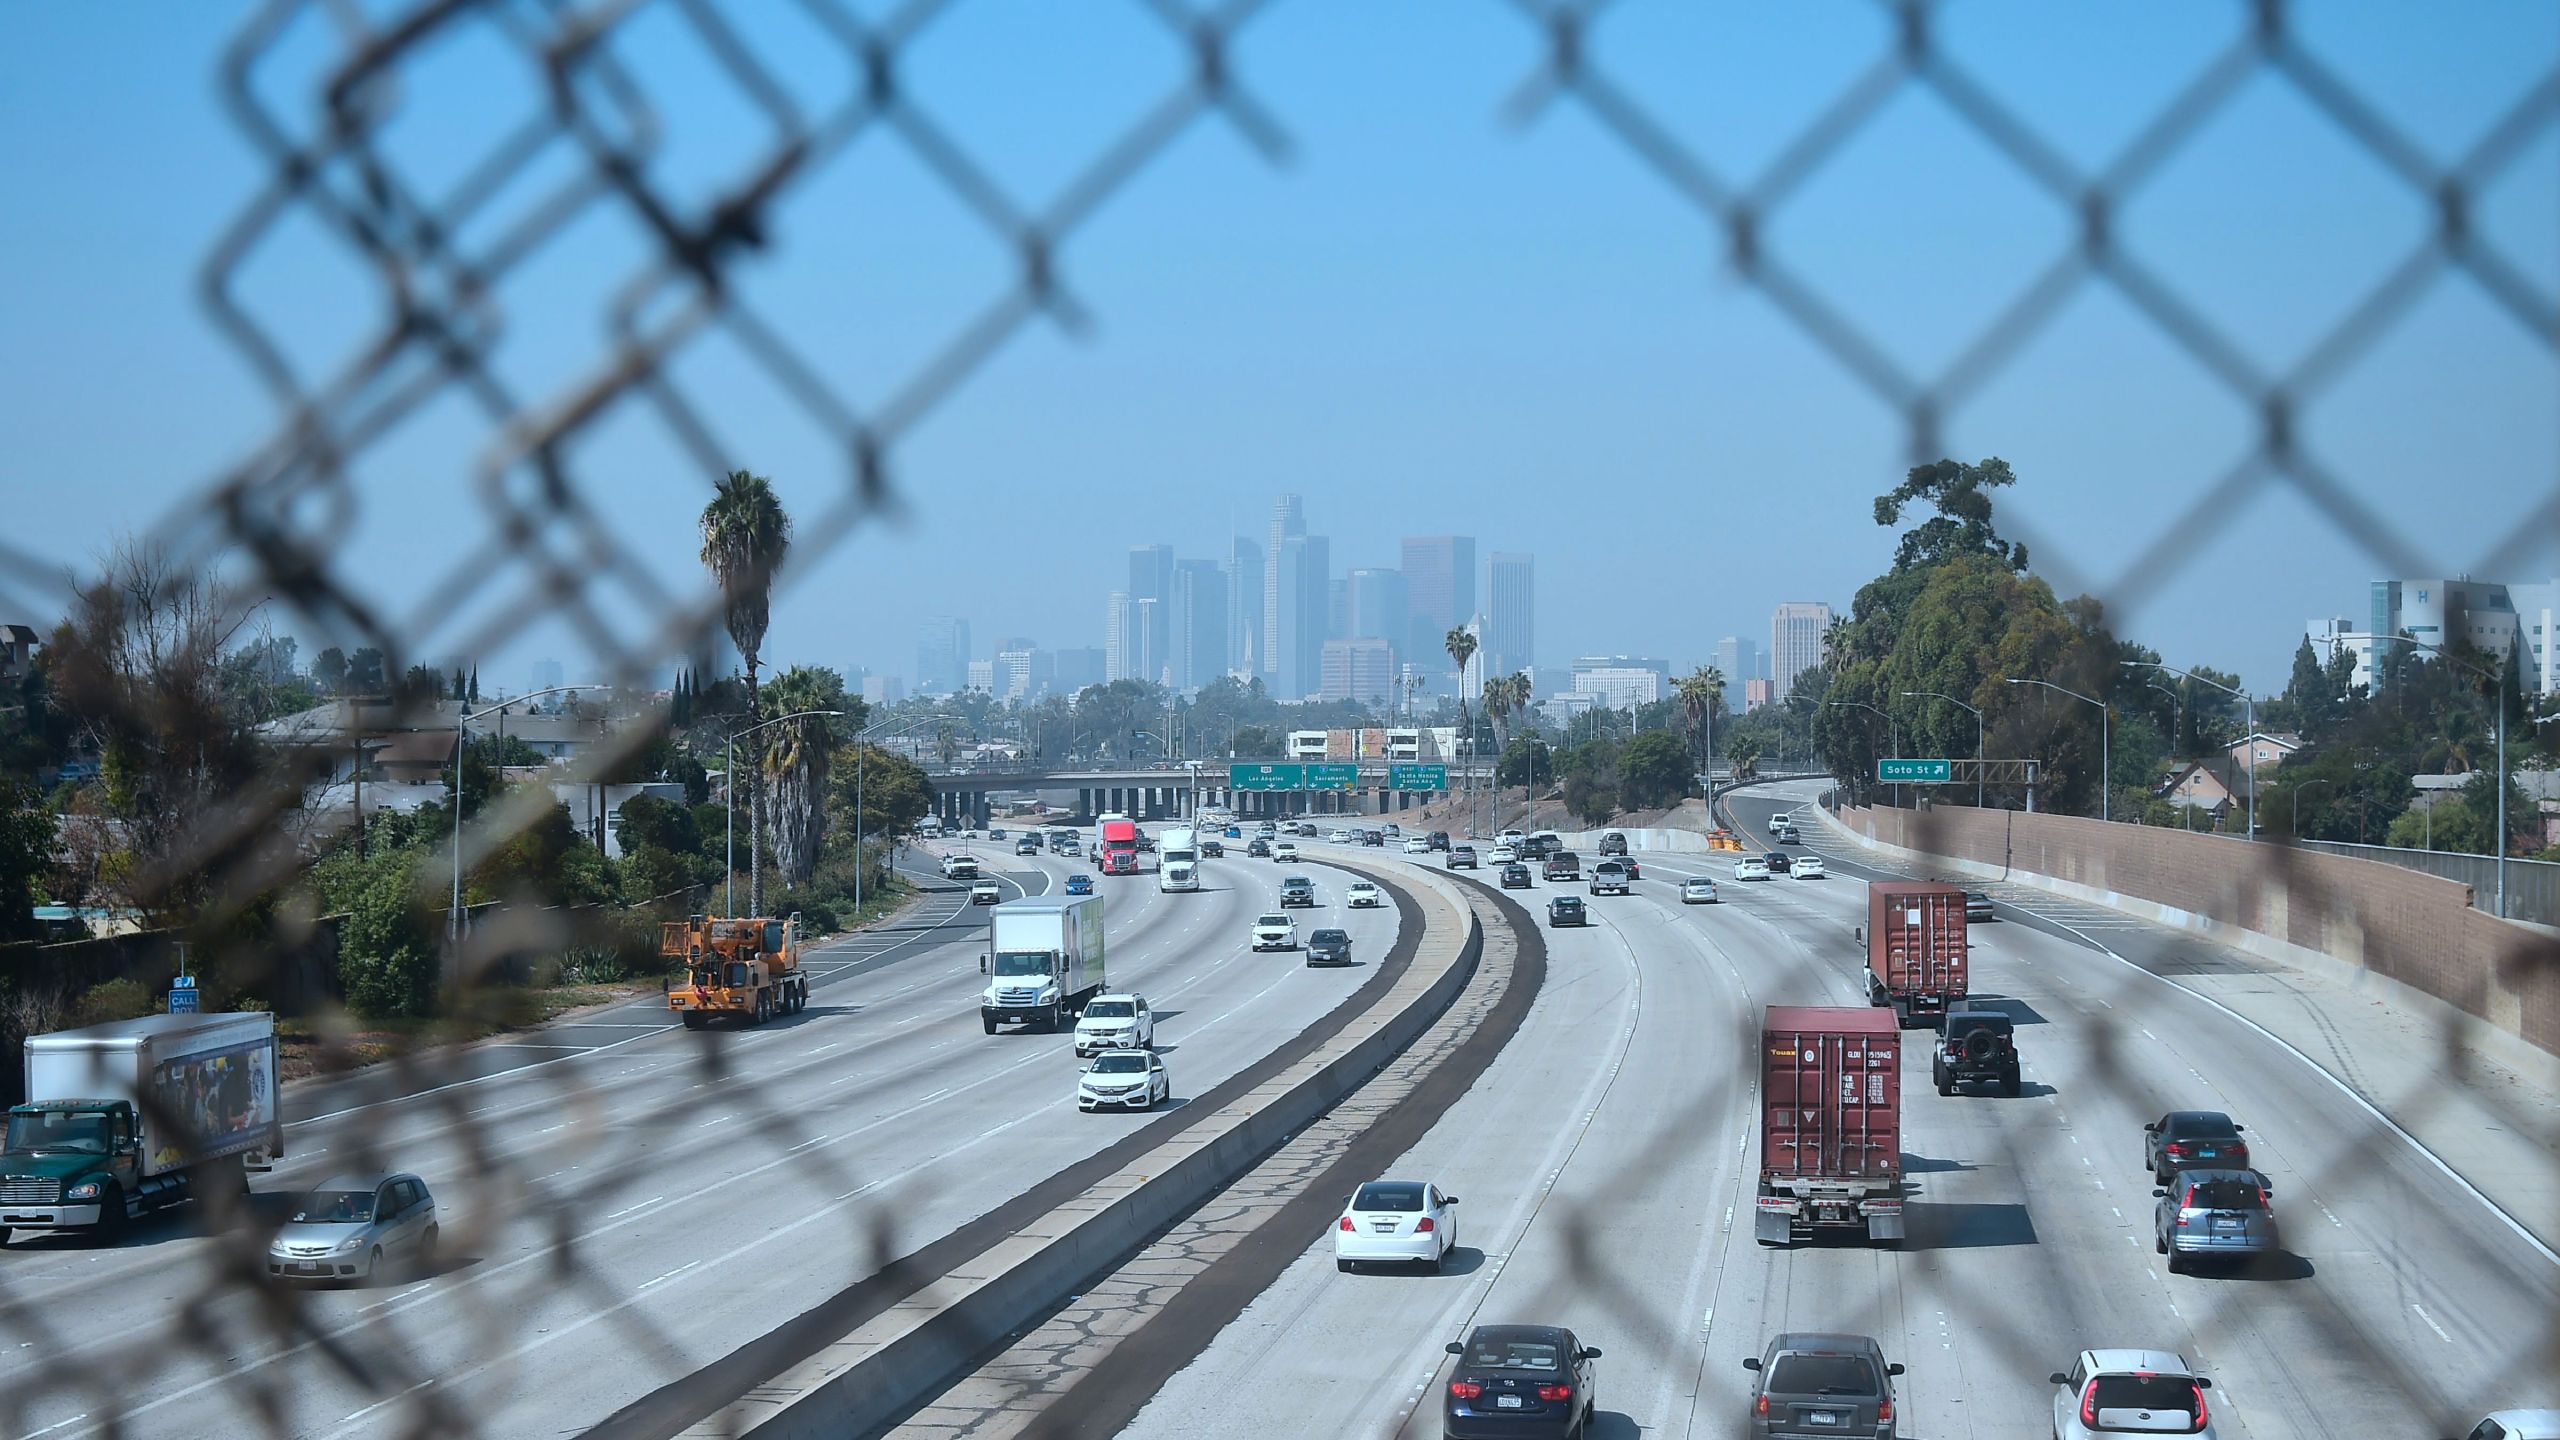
[1744,1332,1903,1439]
[2153,1168,2280,1272]
[2050,1349,2218,1439]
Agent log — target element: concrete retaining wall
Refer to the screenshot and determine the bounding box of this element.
[686,860,1484,1440]
[1823,801,2560,1060]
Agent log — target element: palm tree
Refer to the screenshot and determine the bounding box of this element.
[759,665,845,891]
[699,470,792,912]
[1445,626,1478,793]
[1481,674,1513,756]
[1676,665,1724,768]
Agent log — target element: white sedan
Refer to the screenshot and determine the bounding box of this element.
[1793,855,1827,879]
[1252,913,1299,951]
[1333,1178,1458,1273]
[1076,1050,1168,1112]
[1487,844,1519,865]
[1401,836,1431,854]
[1326,828,1355,844]
[1273,841,1301,862]
[1346,881,1383,909]
[1733,857,1771,881]
[1681,877,1720,904]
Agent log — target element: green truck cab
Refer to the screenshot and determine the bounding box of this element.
[2,1012,281,1244]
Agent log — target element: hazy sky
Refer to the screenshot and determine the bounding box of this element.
[6,1,2555,695]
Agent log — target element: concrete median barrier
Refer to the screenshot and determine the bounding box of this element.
[678,858,1482,1440]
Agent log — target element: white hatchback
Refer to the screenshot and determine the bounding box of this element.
[1252,913,1298,951]
[2051,1350,2218,1440]
[1487,844,1518,865]
[1273,841,1300,862]
[1333,1178,1458,1272]
[1347,881,1383,908]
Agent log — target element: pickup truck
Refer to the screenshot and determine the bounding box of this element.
[1588,861,1630,896]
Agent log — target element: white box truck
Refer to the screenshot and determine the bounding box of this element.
[1158,826,1201,893]
[980,895,1107,1034]
[2,1012,281,1242]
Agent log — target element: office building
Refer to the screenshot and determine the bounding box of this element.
[1744,677,1774,711]
[2355,577,2559,696]
[861,673,906,706]
[1129,544,1174,680]
[994,648,1050,702]
[964,659,996,694]
[1328,578,1350,643]
[1227,537,1262,679]
[1402,535,1476,670]
[916,616,970,694]
[1133,596,1164,685]
[1104,592,1133,682]
[1319,637,1395,704]
[1484,553,1534,678]
[1572,666,1661,710]
[1347,568,1410,668]
[1570,655,1670,690]
[1264,494,1306,691]
[1770,602,1834,701]
[1713,636,1757,710]
[1171,558,1226,689]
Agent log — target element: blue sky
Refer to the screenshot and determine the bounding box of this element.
[5,0,2555,695]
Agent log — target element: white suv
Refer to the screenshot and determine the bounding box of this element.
[2051,1350,2218,1439]
[1073,994,1155,1057]
[1252,913,1299,951]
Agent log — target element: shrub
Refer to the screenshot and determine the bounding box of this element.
[338,865,439,1019]
[72,977,154,1027]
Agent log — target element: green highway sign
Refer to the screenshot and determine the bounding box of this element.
[1387,763,1449,791]
[1306,762,1359,791]
[1876,758,1954,783]
[1229,763,1303,790]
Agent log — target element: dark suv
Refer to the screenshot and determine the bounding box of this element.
[1427,831,1452,851]
[1933,1003,2020,1096]
[1598,831,1628,856]
[1744,1332,1903,1439]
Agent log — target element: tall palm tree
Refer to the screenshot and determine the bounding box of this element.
[1676,665,1725,771]
[699,470,792,912]
[1445,626,1478,795]
[759,665,845,891]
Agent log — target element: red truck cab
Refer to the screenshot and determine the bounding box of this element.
[1098,819,1140,876]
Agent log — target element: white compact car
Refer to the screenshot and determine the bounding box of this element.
[1487,844,1518,865]
[1681,877,1720,904]
[1073,993,1155,1057]
[1273,841,1301,862]
[1334,1178,1458,1273]
[1252,913,1299,951]
[1401,836,1431,854]
[969,879,1002,904]
[1327,828,1354,844]
[1733,857,1771,881]
[1793,856,1827,879]
[2051,1350,2218,1440]
[1346,881,1383,909]
[1076,1050,1168,1112]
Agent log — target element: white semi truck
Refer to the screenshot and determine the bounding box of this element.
[1158,826,1201,893]
[979,895,1107,1034]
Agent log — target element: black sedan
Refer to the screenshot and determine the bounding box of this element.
[1546,895,1588,927]
[2145,1110,2251,1183]
[1306,927,1353,967]
[1763,850,1793,875]
[1500,863,1534,889]
[1617,855,1641,881]
[1443,1324,1599,1440]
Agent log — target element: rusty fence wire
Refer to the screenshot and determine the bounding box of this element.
[0,0,2555,1436]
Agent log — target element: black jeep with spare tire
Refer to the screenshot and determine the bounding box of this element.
[1933,1002,2021,1096]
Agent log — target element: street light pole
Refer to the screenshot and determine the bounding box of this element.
[1900,691,1984,807]
[2006,678,2110,823]
[725,708,848,914]
[2339,633,2509,917]
[2291,777,2330,840]
[450,684,602,945]
[2123,662,2254,841]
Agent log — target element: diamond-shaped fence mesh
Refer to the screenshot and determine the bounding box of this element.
[0,0,2553,1436]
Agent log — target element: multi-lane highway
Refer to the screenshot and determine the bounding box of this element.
[1105,786,2559,1439]
[0,836,1405,1440]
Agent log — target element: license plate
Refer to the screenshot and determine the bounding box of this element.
[1808,1412,1841,1426]
[291,1262,327,1274]
[1494,1396,1524,1410]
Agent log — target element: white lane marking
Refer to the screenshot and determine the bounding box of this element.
[641,1259,704,1291]
[19,1416,89,1439]
[2412,1304,2452,1343]
[336,1381,431,1426]
[604,1195,666,1220]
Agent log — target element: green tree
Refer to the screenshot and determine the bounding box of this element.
[698,469,793,911]
[1872,456,2029,574]
[827,742,931,840]
[1618,730,1692,810]
[760,665,856,889]
[312,646,350,695]
[338,860,439,1019]
[347,647,388,695]
[1675,666,1724,776]
[1445,626,1478,782]
[0,780,56,941]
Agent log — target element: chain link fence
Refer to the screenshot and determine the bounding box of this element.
[1,1,2554,1437]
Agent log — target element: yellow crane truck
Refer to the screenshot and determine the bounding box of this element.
[662,914,809,1028]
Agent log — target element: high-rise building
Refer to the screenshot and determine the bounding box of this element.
[1171,558,1227,690]
[2355,577,2559,696]
[1227,536,1262,680]
[1572,666,1661,710]
[994,647,1050,702]
[1402,535,1476,669]
[1484,553,1534,678]
[1713,636,1757,711]
[1129,544,1174,679]
[1319,637,1395,704]
[1770,602,1834,701]
[1104,592,1133,682]
[917,616,970,694]
[1133,596,1163,685]
[1264,494,1306,690]
[1327,578,1350,643]
[1297,535,1330,698]
[1348,568,1409,667]
[861,673,907,706]
[1264,532,1332,701]
[1744,678,1774,711]
[964,659,996,694]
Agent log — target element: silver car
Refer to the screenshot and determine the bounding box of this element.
[2154,1168,2280,1271]
[268,1172,439,1283]
[2051,1349,2218,1439]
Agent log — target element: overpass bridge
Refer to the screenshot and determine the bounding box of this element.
[921,761,1497,826]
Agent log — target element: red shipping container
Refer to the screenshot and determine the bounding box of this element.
[1756,1006,1905,1245]
[1865,881,1970,1024]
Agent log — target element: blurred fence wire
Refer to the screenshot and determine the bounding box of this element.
[1,0,2555,1436]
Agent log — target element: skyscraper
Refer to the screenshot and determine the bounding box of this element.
[1268,535,1308,699]
[1347,567,1410,668]
[917,616,970,694]
[1133,596,1163,685]
[1485,553,1534,677]
[1171,558,1226,689]
[1402,535,1476,671]
[1713,636,1757,711]
[1319,637,1395,704]
[1104,592,1132,682]
[1226,536,1262,680]
[1129,544,1174,681]
[1770,602,1835,701]
[1297,534,1330,699]
[1264,495,1305,690]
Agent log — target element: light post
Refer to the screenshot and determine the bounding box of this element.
[2291,777,2330,840]
[1900,690,1984,807]
[724,708,846,914]
[2124,662,2254,840]
[449,684,602,944]
[2340,633,2509,917]
[1827,700,1900,806]
[2006,678,2110,823]
[2145,681,2184,754]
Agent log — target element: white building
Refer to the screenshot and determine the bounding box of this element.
[1771,601,1833,701]
[2354,578,2558,696]
[1571,667,1660,710]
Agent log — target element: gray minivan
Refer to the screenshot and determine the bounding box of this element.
[1745,1332,1903,1439]
[2154,1168,2280,1271]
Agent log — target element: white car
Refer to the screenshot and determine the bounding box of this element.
[1073,993,1155,1057]
[1076,1050,1168,1111]
[1346,881,1383,908]
[1733,857,1771,881]
[1487,844,1518,865]
[1767,813,1792,835]
[1793,856,1827,879]
[2051,1350,2219,1440]
[1327,828,1354,844]
[1333,1178,1458,1273]
[1273,841,1300,862]
[1681,877,1719,904]
[1252,913,1299,951]
[2455,1413,2560,1440]
[969,879,1002,904]
[1498,829,1525,847]
[1401,836,1431,854]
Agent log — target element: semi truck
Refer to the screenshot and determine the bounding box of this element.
[1863,881,1970,1027]
[1158,826,1201,893]
[2,1012,282,1243]
[980,895,1107,1033]
[1754,1005,1904,1248]
[1098,818,1140,877]
[663,914,809,1027]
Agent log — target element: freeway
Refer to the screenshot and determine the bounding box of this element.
[0,835,1404,1440]
[1105,788,2559,1439]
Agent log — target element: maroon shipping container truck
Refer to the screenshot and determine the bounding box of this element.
[1756,1006,1905,1246]
[1864,881,1970,1027]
